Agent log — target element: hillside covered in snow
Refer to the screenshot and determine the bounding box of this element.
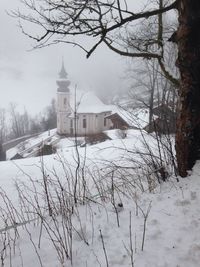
[0,130,199,267]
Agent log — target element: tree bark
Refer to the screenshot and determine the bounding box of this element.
[176,0,200,176]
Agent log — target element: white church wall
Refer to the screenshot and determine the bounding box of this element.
[57,90,72,134]
[57,92,70,112]
[57,112,112,136]
[74,112,112,135]
[57,112,68,134]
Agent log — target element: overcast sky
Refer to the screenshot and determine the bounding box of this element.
[0,0,128,115]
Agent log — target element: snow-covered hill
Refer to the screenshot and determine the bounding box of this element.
[0,130,199,267]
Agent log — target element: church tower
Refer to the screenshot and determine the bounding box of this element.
[56,61,71,134]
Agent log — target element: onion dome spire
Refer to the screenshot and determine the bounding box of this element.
[57,59,70,92]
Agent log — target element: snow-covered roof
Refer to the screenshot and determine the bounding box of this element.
[6,129,59,160]
[70,90,111,114]
[109,106,151,129]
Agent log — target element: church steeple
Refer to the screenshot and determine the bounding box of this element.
[57,60,70,92]
[59,59,68,79]
[56,59,71,135]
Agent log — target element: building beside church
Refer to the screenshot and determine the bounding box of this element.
[56,63,112,136]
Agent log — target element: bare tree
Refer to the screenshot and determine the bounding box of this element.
[9,103,31,138]
[127,60,160,126]
[127,54,177,129]
[0,108,7,143]
[29,115,43,134]
[13,0,200,176]
[9,103,22,138]
[40,98,57,131]
[0,108,7,161]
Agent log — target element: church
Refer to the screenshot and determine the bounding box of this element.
[56,62,113,136]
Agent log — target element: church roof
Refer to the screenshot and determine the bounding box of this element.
[108,106,150,129]
[70,90,111,114]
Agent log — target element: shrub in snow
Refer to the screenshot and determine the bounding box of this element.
[38,144,56,156]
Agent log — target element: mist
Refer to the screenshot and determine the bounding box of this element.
[0,0,128,115]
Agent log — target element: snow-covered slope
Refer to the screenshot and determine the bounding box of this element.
[0,131,199,267]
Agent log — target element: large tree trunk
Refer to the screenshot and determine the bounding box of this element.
[176,0,200,177]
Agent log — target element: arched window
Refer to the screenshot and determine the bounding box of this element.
[83,118,87,128]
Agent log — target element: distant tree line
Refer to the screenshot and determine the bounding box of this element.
[0,98,57,160]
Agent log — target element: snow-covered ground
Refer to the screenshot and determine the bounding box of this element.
[0,130,199,267]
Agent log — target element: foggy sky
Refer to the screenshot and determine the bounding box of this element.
[0,0,128,115]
